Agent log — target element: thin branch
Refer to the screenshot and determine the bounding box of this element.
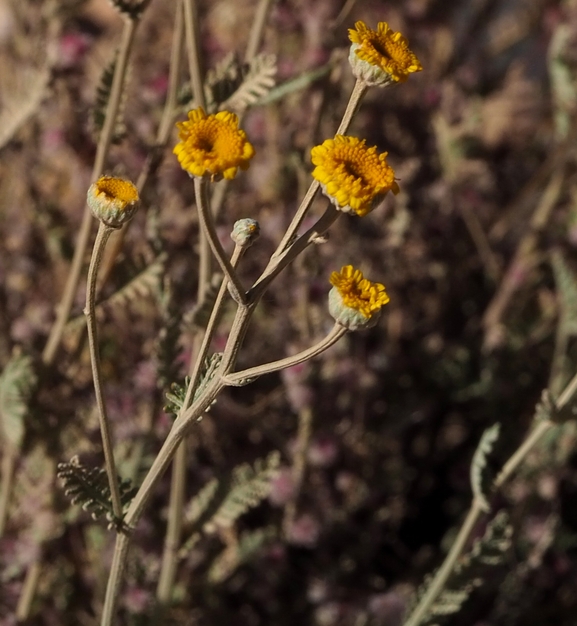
[224,323,346,385]
[244,0,274,63]
[194,177,247,304]
[42,17,139,366]
[85,223,123,520]
[183,0,205,110]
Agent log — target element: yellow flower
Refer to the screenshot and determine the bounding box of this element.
[311,136,399,217]
[328,265,390,330]
[87,175,140,228]
[348,21,422,86]
[173,108,255,181]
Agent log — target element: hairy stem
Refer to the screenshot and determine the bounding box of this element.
[42,16,139,366]
[224,323,346,385]
[156,245,243,606]
[85,223,123,520]
[194,177,247,304]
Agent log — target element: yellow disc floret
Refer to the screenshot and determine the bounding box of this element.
[87,175,140,228]
[348,21,423,86]
[311,136,399,216]
[328,265,389,331]
[173,108,255,181]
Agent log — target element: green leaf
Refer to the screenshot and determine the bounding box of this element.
[57,456,136,526]
[470,423,500,513]
[0,350,37,450]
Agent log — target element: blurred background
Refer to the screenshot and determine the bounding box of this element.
[2,0,577,624]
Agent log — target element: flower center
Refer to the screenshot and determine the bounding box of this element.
[369,37,392,61]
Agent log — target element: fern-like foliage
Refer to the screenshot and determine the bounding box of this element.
[204,451,280,533]
[408,511,513,626]
[66,255,166,331]
[105,254,166,310]
[0,350,37,450]
[470,423,500,512]
[221,53,277,114]
[208,526,276,584]
[156,276,184,392]
[179,452,280,557]
[91,52,128,144]
[57,456,136,526]
[204,53,248,113]
[0,64,49,150]
[163,353,223,419]
[109,0,151,19]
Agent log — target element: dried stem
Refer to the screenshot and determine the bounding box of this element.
[98,2,185,287]
[183,0,205,110]
[244,0,274,63]
[156,439,187,605]
[0,447,16,537]
[42,16,139,366]
[402,369,577,626]
[156,244,244,605]
[16,557,42,621]
[85,223,123,520]
[283,405,313,535]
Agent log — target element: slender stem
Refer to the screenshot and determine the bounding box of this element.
[335,79,367,135]
[42,17,139,366]
[98,2,185,288]
[156,440,187,605]
[403,369,577,626]
[274,79,367,256]
[250,204,339,301]
[402,500,485,626]
[224,323,346,385]
[183,245,244,408]
[244,0,274,63]
[0,447,16,537]
[16,557,42,620]
[283,405,313,535]
[85,223,123,520]
[194,177,247,304]
[183,0,205,110]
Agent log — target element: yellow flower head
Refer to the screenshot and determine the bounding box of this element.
[311,135,399,216]
[173,108,255,181]
[87,175,140,228]
[348,21,423,86]
[328,265,390,330]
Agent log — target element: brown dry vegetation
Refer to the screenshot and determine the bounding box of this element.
[2,0,577,625]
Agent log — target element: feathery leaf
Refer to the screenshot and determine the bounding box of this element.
[57,456,136,526]
[471,423,500,513]
[0,350,37,451]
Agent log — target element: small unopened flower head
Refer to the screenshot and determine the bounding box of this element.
[311,136,399,216]
[328,265,390,331]
[87,176,140,228]
[348,21,423,87]
[173,107,255,181]
[231,218,260,248]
